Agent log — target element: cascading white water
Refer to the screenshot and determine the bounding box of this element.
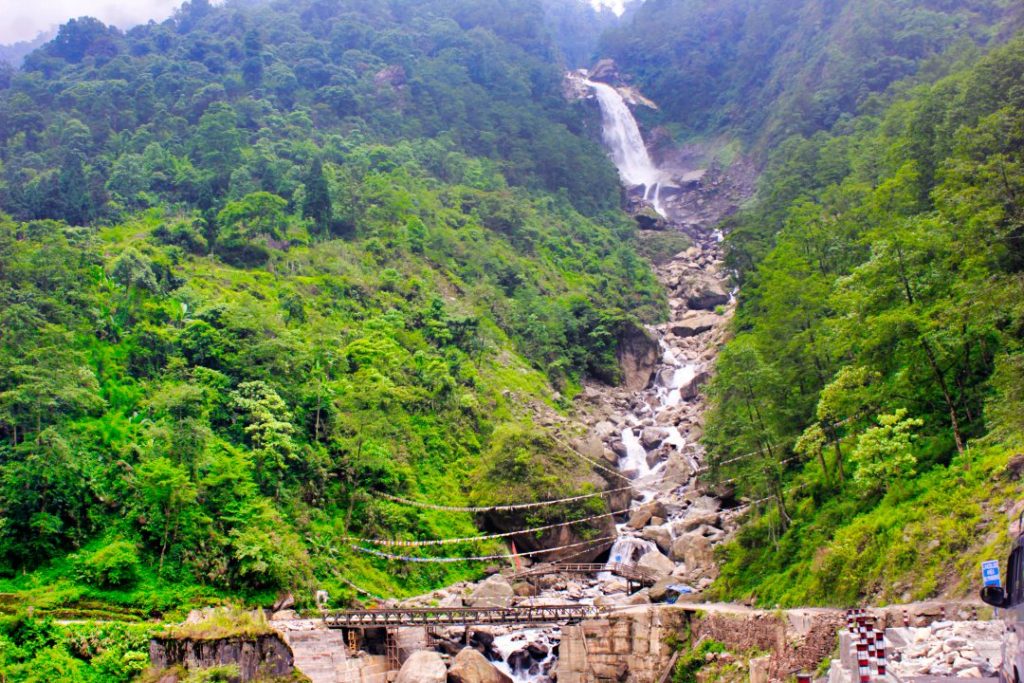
[492,629,559,683]
[586,79,665,215]
[619,427,651,477]
[605,536,657,566]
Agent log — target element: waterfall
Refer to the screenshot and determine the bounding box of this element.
[586,79,664,214]
[605,537,656,567]
[619,427,651,478]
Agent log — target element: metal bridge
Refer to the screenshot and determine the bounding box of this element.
[509,562,659,592]
[322,604,597,629]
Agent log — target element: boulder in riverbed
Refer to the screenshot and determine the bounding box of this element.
[670,533,714,577]
[641,525,673,554]
[467,575,515,608]
[637,549,675,578]
[449,647,513,683]
[395,650,447,683]
[616,322,659,391]
[671,313,719,338]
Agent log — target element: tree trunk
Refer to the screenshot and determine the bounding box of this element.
[920,338,966,458]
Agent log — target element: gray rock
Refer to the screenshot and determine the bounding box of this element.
[589,58,619,84]
[649,577,674,602]
[674,511,720,534]
[670,314,717,338]
[395,650,447,683]
[448,647,513,683]
[467,574,515,608]
[641,427,668,450]
[670,533,714,574]
[637,549,675,578]
[626,506,654,530]
[642,525,673,554]
[686,282,729,311]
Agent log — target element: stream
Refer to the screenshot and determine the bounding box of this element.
[483,70,739,683]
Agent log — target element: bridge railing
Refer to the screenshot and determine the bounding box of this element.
[322,604,598,628]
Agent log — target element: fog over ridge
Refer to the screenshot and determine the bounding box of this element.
[1,0,195,44]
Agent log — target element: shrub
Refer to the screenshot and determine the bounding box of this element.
[75,540,141,589]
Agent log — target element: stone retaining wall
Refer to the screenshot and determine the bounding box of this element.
[557,602,988,683]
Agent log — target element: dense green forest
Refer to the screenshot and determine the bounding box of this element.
[2,0,1024,676]
[0,0,663,653]
[601,0,1023,148]
[703,33,1024,606]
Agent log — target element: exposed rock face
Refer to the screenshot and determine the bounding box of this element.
[467,575,516,608]
[395,650,447,683]
[670,533,715,579]
[374,64,407,89]
[149,634,293,681]
[480,510,616,563]
[588,58,619,84]
[637,549,675,578]
[670,312,719,338]
[448,647,514,683]
[634,206,667,230]
[616,322,659,391]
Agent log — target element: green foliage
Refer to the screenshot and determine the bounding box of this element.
[0,0,623,221]
[0,617,154,682]
[672,639,727,683]
[850,410,923,494]
[166,606,272,641]
[0,0,677,618]
[602,0,1019,149]
[705,34,1024,606]
[74,541,141,589]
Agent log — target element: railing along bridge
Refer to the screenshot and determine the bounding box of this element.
[322,604,596,629]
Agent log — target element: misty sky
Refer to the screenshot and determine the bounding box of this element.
[0,0,628,45]
[0,0,192,44]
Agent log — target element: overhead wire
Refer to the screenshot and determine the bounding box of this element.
[351,535,618,564]
[345,502,655,547]
[377,485,636,513]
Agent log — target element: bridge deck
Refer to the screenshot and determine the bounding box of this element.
[323,605,597,628]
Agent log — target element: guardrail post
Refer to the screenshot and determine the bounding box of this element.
[874,630,886,676]
[856,641,871,683]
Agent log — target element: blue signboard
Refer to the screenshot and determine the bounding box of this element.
[982,560,1001,587]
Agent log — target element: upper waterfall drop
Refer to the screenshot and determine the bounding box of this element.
[585,79,666,215]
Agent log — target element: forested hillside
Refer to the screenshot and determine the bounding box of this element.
[601,0,1022,148]
[3,2,1024,678]
[0,0,663,634]
[704,34,1024,606]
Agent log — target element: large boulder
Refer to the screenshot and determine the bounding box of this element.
[395,650,447,683]
[670,533,714,577]
[467,575,515,608]
[674,511,720,535]
[616,322,659,391]
[626,506,655,531]
[448,647,514,683]
[641,525,673,554]
[637,549,675,578]
[641,427,668,450]
[679,371,711,401]
[685,281,729,311]
[634,206,667,231]
[660,451,695,489]
[671,313,719,338]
